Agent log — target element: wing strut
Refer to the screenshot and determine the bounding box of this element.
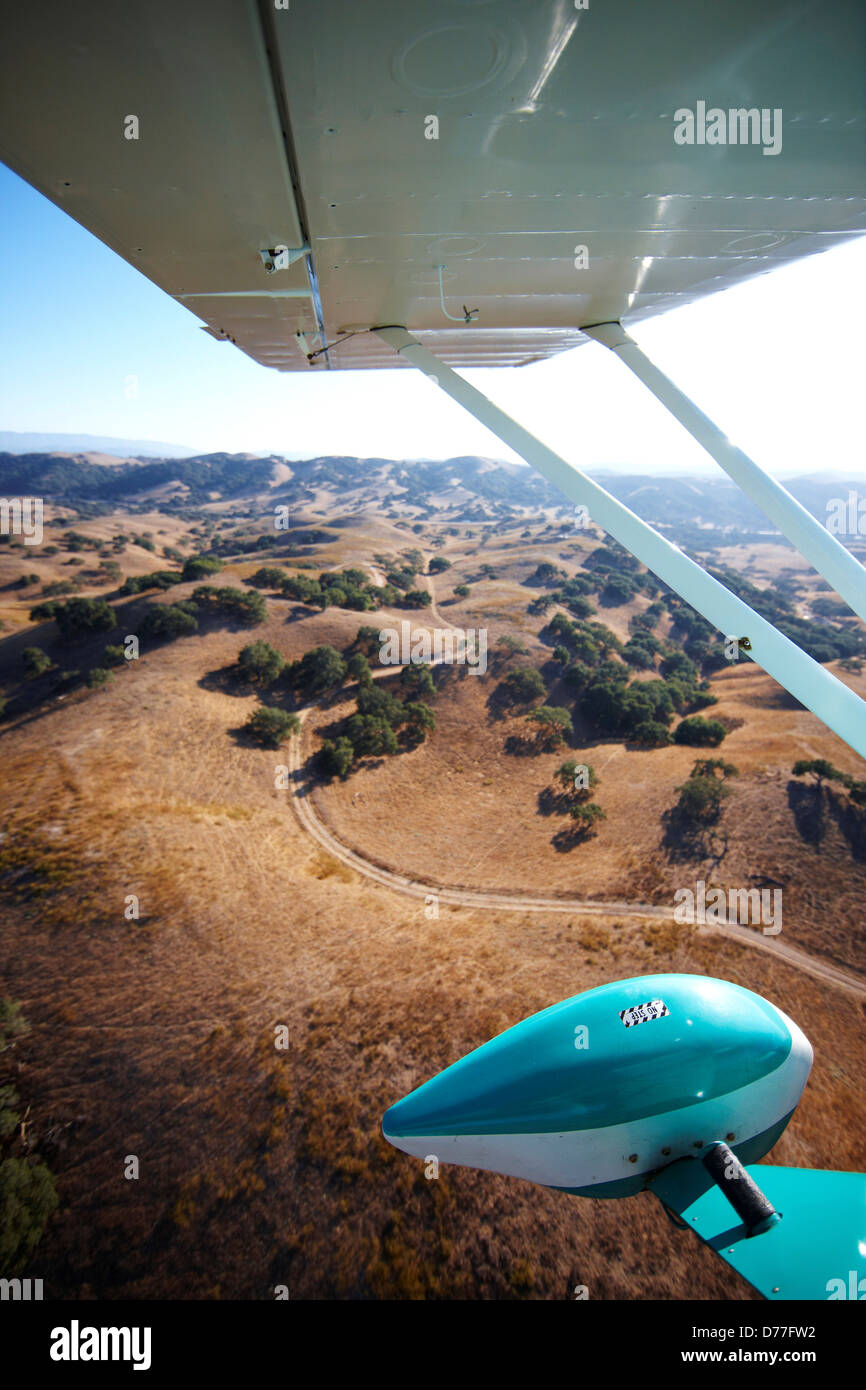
[374,326,866,761]
[582,322,866,625]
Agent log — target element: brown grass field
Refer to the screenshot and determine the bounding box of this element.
[1,486,864,1300]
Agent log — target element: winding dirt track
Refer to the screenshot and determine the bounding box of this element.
[287,710,866,1000]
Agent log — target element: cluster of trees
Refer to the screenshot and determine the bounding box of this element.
[191,584,266,626]
[319,673,436,777]
[277,564,431,612]
[118,554,222,595]
[231,627,438,775]
[119,569,185,596]
[121,584,269,649]
[571,544,660,607]
[665,598,728,672]
[541,610,724,747]
[709,568,865,665]
[140,601,199,640]
[0,999,58,1275]
[29,595,116,638]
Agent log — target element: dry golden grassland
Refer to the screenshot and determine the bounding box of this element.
[0,500,864,1299]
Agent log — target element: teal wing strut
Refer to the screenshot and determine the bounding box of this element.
[649,1160,866,1300]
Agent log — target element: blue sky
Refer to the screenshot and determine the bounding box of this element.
[1,162,864,474]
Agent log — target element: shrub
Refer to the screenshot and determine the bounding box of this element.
[568,802,606,836]
[555,760,598,798]
[249,566,288,589]
[118,570,185,596]
[281,575,324,605]
[500,665,546,705]
[351,625,381,656]
[401,588,432,608]
[400,663,434,698]
[21,647,51,678]
[345,713,399,757]
[30,596,116,638]
[192,585,266,627]
[141,603,199,640]
[631,719,673,747]
[686,689,719,711]
[525,705,573,749]
[403,700,436,745]
[182,555,223,580]
[0,1156,59,1275]
[238,640,285,685]
[601,574,635,605]
[86,667,112,689]
[673,762,737,827]
[319,737,355,779]
[356,684,404,727]
[347,652,373,686]
[674,716,727,747]
[623,639,655,669]
[245,707,300,747]
[661,650,699,683]
[296,645,347,695]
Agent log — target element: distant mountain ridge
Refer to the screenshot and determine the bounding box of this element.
[0,431,199,457]
[0,449,862,548]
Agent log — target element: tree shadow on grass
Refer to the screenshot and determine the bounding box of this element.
[661,805,728,867]
[536,786,572,817]
[786,779,823,851]
[827,789,866,862]
[504,733,540,756]
[284,604,323,624]
[551,825,597,852]
[198,664,257,698]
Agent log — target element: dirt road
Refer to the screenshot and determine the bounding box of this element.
[287,709,866,1000]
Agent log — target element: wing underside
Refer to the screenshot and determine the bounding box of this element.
[0,0,863,371]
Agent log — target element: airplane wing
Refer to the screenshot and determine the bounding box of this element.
[649,1160,866,1302]
[3,0,866,759]
[0,0,863,372]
